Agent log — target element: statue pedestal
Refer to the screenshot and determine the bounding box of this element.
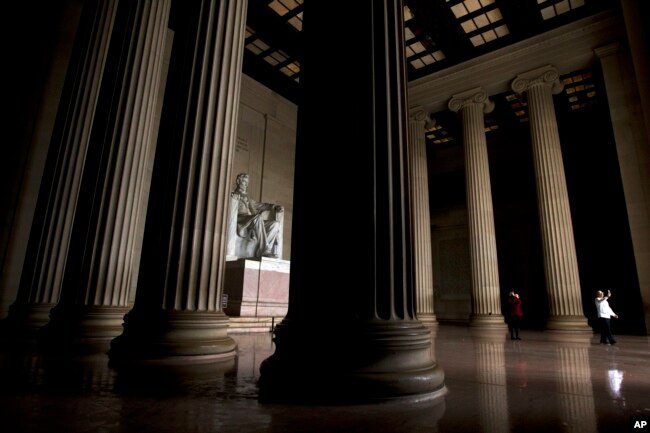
[223,258,290,324]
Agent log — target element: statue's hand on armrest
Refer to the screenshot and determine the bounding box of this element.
[273,204,284,213]
[231,192,240,201]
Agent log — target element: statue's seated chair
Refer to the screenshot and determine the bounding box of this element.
[226,194,283,260]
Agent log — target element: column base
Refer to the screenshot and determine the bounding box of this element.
[28,305,131,354]
[258,319,446,404]
[2,303,56,337]
[109,310,236,364]
[545,315,592,334]
[417,313,439,328]
[46,305,131,338]
[469,314,508,329]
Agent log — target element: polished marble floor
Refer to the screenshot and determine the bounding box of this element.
[1,324,649,433]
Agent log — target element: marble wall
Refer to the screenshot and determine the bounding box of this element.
[431,207,472,323]
[233,75,297,260]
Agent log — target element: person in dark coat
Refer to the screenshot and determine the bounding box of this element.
[508,291,523,340]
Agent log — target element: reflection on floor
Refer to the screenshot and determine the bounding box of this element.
[1,325,649,433]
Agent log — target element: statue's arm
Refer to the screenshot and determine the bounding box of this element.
[250,198,282,213]
[263,202,283,213]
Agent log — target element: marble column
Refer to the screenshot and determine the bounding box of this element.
[620,0,650,146]
[0,2,84,320]
[409,109,437,326]
[109,0,246,361]
[595,43,650,333]
[41,0,172,343]
[511,65,590,333]
[6,1,121,335]
[449,88,506,329]
[258,1,445,403]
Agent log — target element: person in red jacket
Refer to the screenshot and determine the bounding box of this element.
[508,291,523,340]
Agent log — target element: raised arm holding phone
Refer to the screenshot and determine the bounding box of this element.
[595,290,618,345]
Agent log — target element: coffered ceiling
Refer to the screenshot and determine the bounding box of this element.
[242,0,614,105]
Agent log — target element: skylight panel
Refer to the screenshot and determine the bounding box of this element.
[268,0,289,16]
[461,20,478,33]
[465,0,481,14]
[451,3,468,18]
[246,39,271,55]
[482,29,497,43]
[286,62,300,74]
[410,51,445,69]
[505,93,528,122]
[420,54,436,66]
[494,25,509,38]
[451,0,495,18]
[410,58,426,69]
[539,0,585,20]
[561,70,597,111]
[425,123,455,145]
[264,55,280,67]
[484,117,499,133]
[474,14,490,29]
[404,6,446,69]
[280,61,300,77]
[268,0,302,16]
[288,12,303,31]
[556,0,570,15]
[470,35,484,47]
[467,25,509,47]
[486,9,502,23]
[269,50,288,63]
[268,0,303,31]
[451,0,509,47]
[404,5,414,21]
[409,41,426,54]
[405,27,416,41]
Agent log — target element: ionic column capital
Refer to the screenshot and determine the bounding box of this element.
[409,108,436,129]
[511,65,564,95]
[448,87,494,114]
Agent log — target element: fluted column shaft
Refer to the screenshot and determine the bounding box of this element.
[620,0,650,146]
[409,110,437,326]
[41,0,172,342]
[258,0,445,403]
[8,1,120,332]
[595,43,650,333]
[449,88,505,328]
[511,65,590,332]
[109,0,247,361]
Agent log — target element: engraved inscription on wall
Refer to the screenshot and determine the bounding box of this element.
[231,137,251,193]
[236,137,249,154]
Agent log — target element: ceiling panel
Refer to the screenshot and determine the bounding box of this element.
[243,0,612,105]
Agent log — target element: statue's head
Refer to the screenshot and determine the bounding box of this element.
[236,173,249,191]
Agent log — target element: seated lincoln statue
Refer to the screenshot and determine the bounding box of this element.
[226,173,284,260]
